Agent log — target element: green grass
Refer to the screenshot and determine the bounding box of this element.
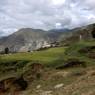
[0,40,95,70]
[0,47,66,65]
[0,40,95,68]
[62,40,95,71]
[65,40,95,55]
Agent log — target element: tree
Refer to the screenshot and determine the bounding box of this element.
[92,30,95,38]
[5,47,9,54]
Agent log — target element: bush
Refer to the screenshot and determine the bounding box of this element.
[5,47,9,54]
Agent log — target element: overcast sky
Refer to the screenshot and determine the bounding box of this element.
[0,0,95,36]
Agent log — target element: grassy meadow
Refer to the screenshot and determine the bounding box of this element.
[0,47,66,64]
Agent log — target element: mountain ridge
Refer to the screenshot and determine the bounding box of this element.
[0,28,63,52]
[0,23,95,52]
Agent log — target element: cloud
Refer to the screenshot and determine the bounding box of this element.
[0,0,95,36]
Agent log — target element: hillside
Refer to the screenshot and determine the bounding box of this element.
[59,23,95,46]
[0,23,95,53]
[0,28,62,52]
[0,23,95,95]
[0,38,95,95]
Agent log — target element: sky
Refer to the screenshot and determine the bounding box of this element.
[0,0,95,36]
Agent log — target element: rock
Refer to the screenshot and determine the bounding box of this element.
[56,71,69,77]
[54,83,64,89]
[36,85,41,89]
[42,91,53,95]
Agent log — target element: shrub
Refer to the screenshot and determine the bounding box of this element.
[5,47,9,54]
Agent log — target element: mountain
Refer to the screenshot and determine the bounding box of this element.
[71,23,95,39]
[0,23,95,53]
[60,23,95,45]
[48,28,70,32]
[0,28,63,52]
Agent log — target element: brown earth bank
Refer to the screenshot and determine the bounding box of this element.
[1,64,95,95]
